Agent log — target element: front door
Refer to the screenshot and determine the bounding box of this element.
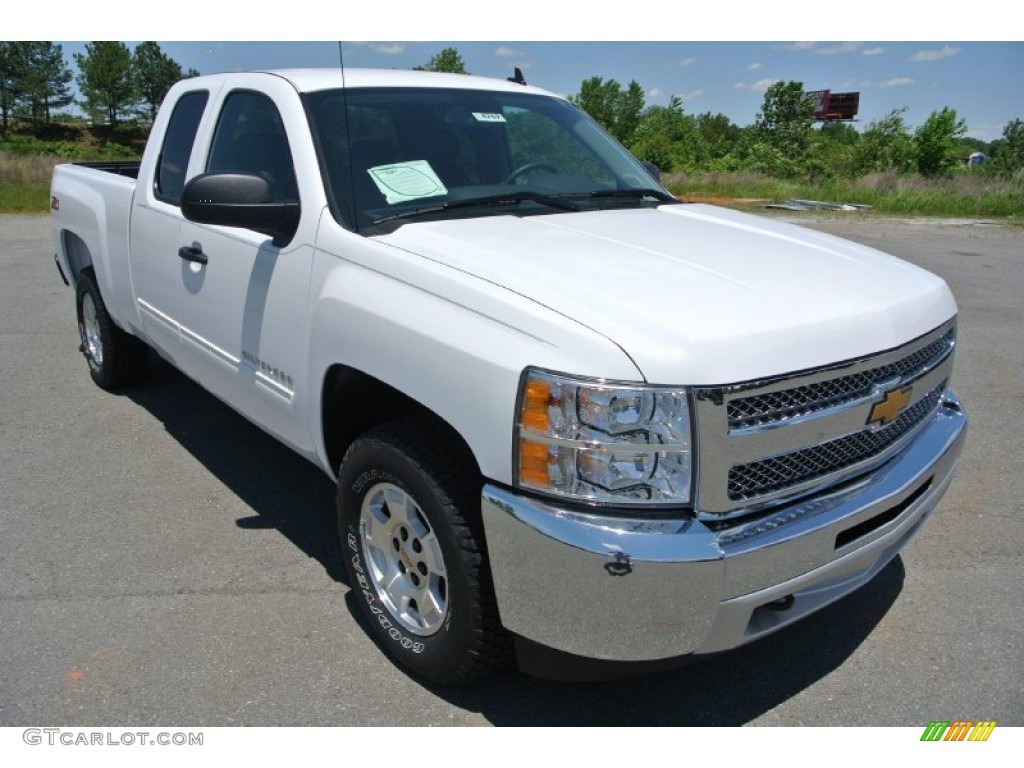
[175,85,315,452]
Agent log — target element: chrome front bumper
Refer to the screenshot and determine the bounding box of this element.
[481,390,966,662]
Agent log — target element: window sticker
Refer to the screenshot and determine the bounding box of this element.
[472,112,506,123]
[367,160,448,204]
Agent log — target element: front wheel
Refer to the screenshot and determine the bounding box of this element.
[75,270,147,389]
[337,421,510,684]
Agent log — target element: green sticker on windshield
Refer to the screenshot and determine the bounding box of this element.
[367,160,448,204]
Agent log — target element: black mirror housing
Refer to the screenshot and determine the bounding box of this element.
[641,161,661,183]
[181,172,300,244]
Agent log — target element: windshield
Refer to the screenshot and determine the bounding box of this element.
[304,87,674,232]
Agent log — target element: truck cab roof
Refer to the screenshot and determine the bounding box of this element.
[184,67,557,98]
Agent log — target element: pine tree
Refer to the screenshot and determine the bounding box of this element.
[74,41,138,129]
[22,42,73,124]
[134,41,183,122]
[0,42,30,135]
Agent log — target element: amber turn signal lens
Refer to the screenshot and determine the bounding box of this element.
[518,439,551,489]
[521,378,551,432]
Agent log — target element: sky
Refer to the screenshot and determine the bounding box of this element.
[25,0,1024,143]
[51,40,1023,142]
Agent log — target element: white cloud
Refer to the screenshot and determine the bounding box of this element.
[647,87,663,99]
[864,77,915,88]
[676,57,696,67]
[910,45,961,62]
[734,78,778,92]
[680,89,704,100]
[966,124,1002,142]
[783,42,817,51]
[747,62,763,71]
[494,45,530,71]
[862,46,885,56]
[813,42,863,56]
[367,42,405,55]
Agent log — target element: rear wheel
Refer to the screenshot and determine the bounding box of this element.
[76,270,147,389]
[337,421,510,684]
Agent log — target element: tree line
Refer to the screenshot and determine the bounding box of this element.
[395,46,1024,181]
[0,41,198,135]
[4,42,1021,181]
[568,76,1024,179]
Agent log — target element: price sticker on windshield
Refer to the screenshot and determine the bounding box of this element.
[472,112,506,123]
[367,160,448,204]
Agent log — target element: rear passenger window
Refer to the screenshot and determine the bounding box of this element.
[155,91,208,205]
[207,91,298,203]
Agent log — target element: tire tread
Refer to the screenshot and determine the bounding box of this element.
[339,420,512,684]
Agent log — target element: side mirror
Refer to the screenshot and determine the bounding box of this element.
[181,172,300,244]
[641,161,661,183]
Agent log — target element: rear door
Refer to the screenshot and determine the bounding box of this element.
[129,87,215,361]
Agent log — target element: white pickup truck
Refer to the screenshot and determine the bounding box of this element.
[50,68,967,683]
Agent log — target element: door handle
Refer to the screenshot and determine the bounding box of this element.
[178,246,208,265]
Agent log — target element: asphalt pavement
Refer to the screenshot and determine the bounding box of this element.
[0,213,1020,726]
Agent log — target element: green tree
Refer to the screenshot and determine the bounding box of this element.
[807,122,859,180]
[133,41,186,121]
[74,41,138,129]
[420,47,468,74]
[694,111,742,165]
[0,42,30,135]
[754,81,815,152]
[629,96,697,172]
[989,119,1023,176]
[818,120,859,146]
[570,76,618,131]
[615,80,645,148]
[914,107,966,177]
[849,108,915,176]
[20,42,73,124]
[569,77,645,146]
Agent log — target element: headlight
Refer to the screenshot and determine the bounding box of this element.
[515,369,692,507]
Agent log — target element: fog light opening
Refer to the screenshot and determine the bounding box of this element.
[763,594,795,612]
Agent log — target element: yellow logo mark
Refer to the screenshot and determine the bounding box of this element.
[867,385,913,427]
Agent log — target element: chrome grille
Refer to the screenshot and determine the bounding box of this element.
[728,329,954,430]
[727,381,946,501]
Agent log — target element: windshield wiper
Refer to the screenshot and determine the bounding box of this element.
[567,188,677,203]
[372,191,581,225]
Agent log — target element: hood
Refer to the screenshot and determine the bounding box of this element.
[377,204,956,385]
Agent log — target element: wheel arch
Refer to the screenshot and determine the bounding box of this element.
[61,229,95,288]
[321,363,481,481]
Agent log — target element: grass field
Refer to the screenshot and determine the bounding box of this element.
[3,140,1022,219]
[664,170,1024,219]
[0,127,143,214]
[0,152,66,212]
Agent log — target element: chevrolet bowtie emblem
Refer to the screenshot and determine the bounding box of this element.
[867,385,913,427]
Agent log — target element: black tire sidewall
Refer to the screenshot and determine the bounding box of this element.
[76,272,112,386]
[338,437,480,682]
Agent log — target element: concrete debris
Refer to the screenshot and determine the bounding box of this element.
[765,199,872,212]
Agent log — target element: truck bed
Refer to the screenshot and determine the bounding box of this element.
[73,160,142,179]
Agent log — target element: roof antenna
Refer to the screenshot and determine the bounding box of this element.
[507,67,527,86]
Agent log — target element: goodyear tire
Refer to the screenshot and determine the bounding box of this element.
[75,270,148,390]
[337,421,510,684]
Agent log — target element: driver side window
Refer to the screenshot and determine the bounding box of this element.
[207,91,298,203]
